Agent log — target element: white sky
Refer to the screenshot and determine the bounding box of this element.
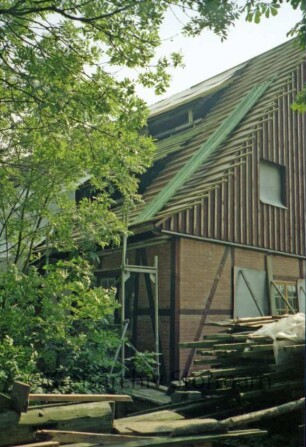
[137,3,302,105]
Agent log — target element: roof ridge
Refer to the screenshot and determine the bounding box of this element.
[148,39,296,118]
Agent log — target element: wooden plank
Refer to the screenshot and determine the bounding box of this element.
[179,341,216,349]
[11,382,30,413]
[245,344,273,351]
[29,394,132,403]
[223,397,305,429]
[115,410,184,424]
[10,442,59,447]
[132,250,141,346]
[107,429,267,447]
[114,410,184,434]
[140,249,167,379]
[169,238,180,378]
[214,342,250,350]
[20,401,113,433]
[266,255,277,315]
[123,419,219,435]
[36,430,154,444]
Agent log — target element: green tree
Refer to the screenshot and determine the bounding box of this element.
[0,1,304,271]
[0,258,120,392]
[0,0,304,391]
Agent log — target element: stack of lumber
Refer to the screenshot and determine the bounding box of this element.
[106,315,304,447]
[175,314,304,413]
[0,392,132,447]
[1,315,304,446]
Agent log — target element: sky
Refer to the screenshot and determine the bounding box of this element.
[136,3,303,106]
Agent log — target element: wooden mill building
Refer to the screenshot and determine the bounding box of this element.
[98,40,306,382]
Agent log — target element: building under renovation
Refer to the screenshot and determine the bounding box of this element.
[98,40,306,382]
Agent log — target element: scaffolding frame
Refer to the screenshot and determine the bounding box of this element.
[116,231,160,383]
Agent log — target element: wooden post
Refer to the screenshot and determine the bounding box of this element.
[11,381,30,413]
[266,255,277,315]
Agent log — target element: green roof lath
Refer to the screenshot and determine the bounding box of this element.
[133,80,272,225]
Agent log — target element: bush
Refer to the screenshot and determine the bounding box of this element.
[0,257,120,392]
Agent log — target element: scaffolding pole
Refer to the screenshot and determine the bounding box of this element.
[153,256,160,385]
[120,233,128,379]
[120,245,160,383]
[119,206,160,384]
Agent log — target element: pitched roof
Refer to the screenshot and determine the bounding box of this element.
[131,40,305,226]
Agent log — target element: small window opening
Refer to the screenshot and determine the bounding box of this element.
[260,160,286,207]
[273,281,299,315]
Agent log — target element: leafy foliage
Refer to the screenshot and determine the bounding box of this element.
[0,258,120,392]
[127,349,159,381]
[0,1,304,271]
[0,0,304,392]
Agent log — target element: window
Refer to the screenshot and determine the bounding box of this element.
[259,161,286,207]
[272,281,299,315]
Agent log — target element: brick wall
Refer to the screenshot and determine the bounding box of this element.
[178,238,305,374]
[98,237,305,380]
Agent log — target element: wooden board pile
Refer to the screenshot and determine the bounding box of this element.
[0,315,304,446]
[175,314,304,413]
[0,390,132,447]
[108,315,304,447]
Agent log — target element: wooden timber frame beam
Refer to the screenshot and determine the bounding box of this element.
[266,255,277,315]
[182,247,230,378]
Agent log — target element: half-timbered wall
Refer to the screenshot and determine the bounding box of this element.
[98,236,305,379]
[177,238,305,375]
[99,240,173,381]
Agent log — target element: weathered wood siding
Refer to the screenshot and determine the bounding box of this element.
[161,60,306,256]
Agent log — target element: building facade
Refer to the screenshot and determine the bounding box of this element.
[99,40,306,381]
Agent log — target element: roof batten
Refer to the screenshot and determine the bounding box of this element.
[133,80,273,225]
